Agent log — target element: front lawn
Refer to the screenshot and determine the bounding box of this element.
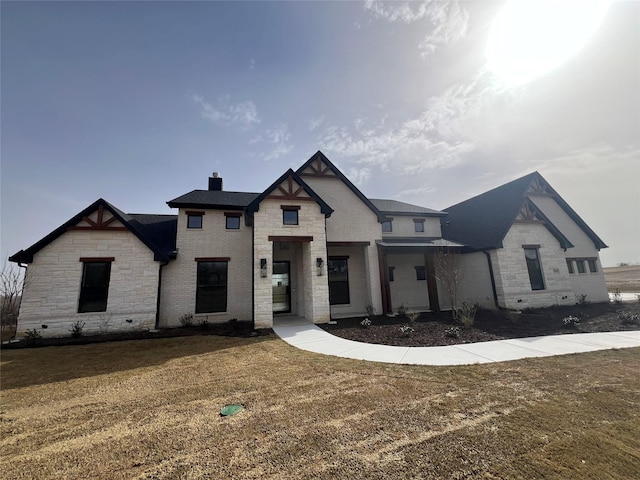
[1,334,639,479]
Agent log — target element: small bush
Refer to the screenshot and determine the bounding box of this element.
[458,302,479,328]
[365,304,375,318]
[360,317,371,328]
[618,311,640,325]
[612,289,623,304]
[396,304,408,318]
[399,325,414,337]
[69,320,85,338]
[24,328,42,344]
[199,318,211,330]
[179,313,194,327]
[562,316,580,328]
[445,326,461,338]
[576,294,588,305]
[407,311,420,323]
[636,293,640,304]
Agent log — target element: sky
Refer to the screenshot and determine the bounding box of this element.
[2,0,638,267]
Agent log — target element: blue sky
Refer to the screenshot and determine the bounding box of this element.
[2,1,638,266]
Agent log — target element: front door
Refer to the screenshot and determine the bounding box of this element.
[272,261,291,313]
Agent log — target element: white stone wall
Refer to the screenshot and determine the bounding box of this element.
[530,195,609,303]
[387,254,431,311]
[381,217,442,237]
[327,245,369,318]
[252,198,330,328]
[301,176,383,315]
[493,223,575,309]
[159,208,253,327]
[17,229,159,338]
[455,252,496,309]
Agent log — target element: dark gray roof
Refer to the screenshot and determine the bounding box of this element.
[441,172,606,251]
[167,190,259,209]
[370,199,446,217]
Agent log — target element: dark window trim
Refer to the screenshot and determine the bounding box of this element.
[382,220,393,232]
[575,259,586,274]
[280,205,301,210]
[225,215,241,230]
[566,259,574,274]
[195,257,231,262]
[283,207,299,225]
[413,219,425,232]
[79,257,115,262]
[388,266,395,282]
[186,210,205,216]
[328,257,350,305]
[588,259,598,273]
[187,212,203,229]
[415,265,426,281]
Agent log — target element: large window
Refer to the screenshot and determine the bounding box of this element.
[225,213,241,230]
[78,260,112,313]
[524,247,545,290]
[328,257,350,305]
[282,206,299,225]
[187,211,204,229]
[196,261,228,313]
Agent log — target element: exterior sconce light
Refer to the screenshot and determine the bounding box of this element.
[260,258,268,278]
[316,257,324,276]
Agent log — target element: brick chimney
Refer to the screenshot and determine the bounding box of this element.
[208,172,223,191]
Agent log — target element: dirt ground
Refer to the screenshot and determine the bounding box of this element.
[321,302,640,347]
[1,334,640,479]
[603,265,640,292]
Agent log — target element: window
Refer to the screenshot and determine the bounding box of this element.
[382,221,392,232]
[524,248,545,290]
[415,266,426,281]
[388,266,395,282]
[282,206,299,225]
[576,260,586,274]
[328,257,350,305]
[225,213,241,230]
[566,259,574,274]
[78,260,112,313]
[187,211,204,229]
[196,261,228,313]
[414,219,425,233]
[588,259,597,273]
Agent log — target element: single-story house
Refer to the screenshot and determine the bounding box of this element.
[10,151,609,337]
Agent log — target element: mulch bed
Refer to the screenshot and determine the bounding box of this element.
[320,302,640,347]
[1,320,270,349]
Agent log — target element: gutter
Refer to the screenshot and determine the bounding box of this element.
[155,260,169,329]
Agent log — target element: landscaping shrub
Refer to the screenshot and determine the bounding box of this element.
[618,311,640,325]
[445,326,461,338]
[457,302,479,328]
[612,289,623,304]
[69,320,85,338]
[365,304,375,318]
[24,328,42,345]
[360,318,371,328]
[396,304,408,317]
[179,313,194,327]
[399,325,414,337]
[562,316,580,328]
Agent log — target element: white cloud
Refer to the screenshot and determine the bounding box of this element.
[308,116,325,132]
[347,166,371,185]
[364,1,469,56]
[261,124,293,162]
[192,94,261,129]
[393,185,437,198]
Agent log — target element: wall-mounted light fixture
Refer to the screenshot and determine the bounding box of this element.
[260,258,268,278]
[316,257,324,276]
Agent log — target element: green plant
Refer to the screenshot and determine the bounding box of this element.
[576,294,588,305]
[457,302,479,328]
[360,318,371,328]
[396,304,408,318]
[445,326,461,338]
[69,320,85,338]
[407,311,420,323]
[562,316,580,328]
[199,318,211,330]
[179,313,194,327]
[365,304,375,318]
[24,328,42,344]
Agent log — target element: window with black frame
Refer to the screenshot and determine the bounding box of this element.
[78,261,112,313]
[196,261,228,313]
[328,257,350,305]
[524,247,545,290]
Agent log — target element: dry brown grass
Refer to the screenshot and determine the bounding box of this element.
[2,334,640,479]
[604,265,640,292]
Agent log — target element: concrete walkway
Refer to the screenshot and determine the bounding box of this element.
[272,316,640,366]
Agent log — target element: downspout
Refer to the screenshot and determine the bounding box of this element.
[483,251,499,308]
[13,263,29,340]
[250,211,255,330]
[155,260,169,330]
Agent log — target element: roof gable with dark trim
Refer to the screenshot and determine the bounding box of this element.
[296,151,386,222]
[441,172,599,251]
[245,169,333,221]
[9,199,177,264]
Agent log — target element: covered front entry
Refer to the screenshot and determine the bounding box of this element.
[272,261,291,313]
